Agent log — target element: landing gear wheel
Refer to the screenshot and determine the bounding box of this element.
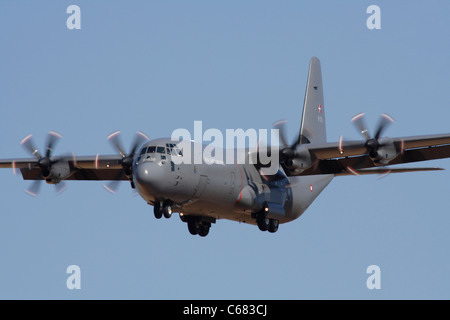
[163,205,173,219]
[188,219,200,235]
[199,223,210,237]
[184,216,215,237]
[268,219,279,233]
[257,213,270,232]
[154,203,163,219]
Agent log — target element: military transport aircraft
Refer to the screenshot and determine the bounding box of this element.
[1,57,449,237]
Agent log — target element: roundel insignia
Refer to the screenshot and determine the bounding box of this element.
[318,104,323,113]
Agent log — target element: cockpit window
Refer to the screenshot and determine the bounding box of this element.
[141,144,182,156]
[171,148,183,156]
[156,146,165,154]
[164,143,182,156]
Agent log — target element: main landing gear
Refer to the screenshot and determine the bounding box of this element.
[152,201,215,237]
[153,201,173,219]
[255,212,279,233]
[180,215,215,237]
[152,201,279,235]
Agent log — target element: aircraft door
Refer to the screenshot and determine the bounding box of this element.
[170,160,181,186]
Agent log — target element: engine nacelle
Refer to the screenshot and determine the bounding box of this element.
[47,161,72,184]
[284,146,313,173]
[370,137,399,165]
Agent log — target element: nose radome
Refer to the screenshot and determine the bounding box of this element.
[135,162,166,194]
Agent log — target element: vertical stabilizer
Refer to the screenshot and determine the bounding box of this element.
[298,57,327,144]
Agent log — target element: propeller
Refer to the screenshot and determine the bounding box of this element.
[273,120,296,162]
[350,113,395,168]
[104,130,150,193]
[20,131,66,196]
[273,120,314,170]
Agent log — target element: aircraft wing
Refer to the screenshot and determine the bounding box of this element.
[0,155,128,180]
[309,133,450,160]
[288,133,450,176]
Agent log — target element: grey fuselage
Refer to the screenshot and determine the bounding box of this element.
[133,139,334,226]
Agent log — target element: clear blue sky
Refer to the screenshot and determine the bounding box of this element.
[0,1,449,299]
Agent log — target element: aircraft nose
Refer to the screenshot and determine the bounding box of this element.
[135,162,166,196]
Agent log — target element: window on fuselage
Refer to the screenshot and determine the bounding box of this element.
[147,146,156,154]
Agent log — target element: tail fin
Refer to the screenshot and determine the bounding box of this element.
[298,57,327,144]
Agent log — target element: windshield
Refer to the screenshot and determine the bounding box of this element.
[140,145,180,155]
[139,144,182,156]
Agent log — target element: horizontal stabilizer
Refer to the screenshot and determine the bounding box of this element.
[336,167,444,177]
